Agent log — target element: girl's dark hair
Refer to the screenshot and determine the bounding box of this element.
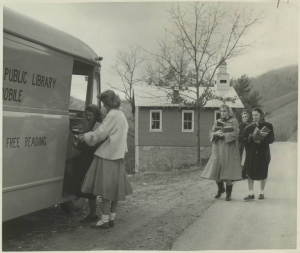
[97,90,121,109]
[252,107,265,122]
[85,104,102,123]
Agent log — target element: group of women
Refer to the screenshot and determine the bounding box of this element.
[72,89,274,230]
[201,104,275,201]
[72,90,132,229]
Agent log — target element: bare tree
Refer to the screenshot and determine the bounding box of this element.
[147,2,265,166]
[108,46,147,110]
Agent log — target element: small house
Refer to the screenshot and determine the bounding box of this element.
[132,61,244,172]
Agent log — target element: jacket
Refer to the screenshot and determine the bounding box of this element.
[84,109,128,160]
[201,117,243,180]
[242,122,274,180]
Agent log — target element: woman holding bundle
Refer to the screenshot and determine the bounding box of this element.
[242,107,275,201]
[201,104,242,201]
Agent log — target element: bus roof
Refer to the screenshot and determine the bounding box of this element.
[3,7,100,66]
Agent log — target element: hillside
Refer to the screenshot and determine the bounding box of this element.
[249,65,298,141]
[263,91,298,113]
[262,91,298,141]
[251,65,298,102]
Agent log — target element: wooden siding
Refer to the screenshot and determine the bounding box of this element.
[137,107,215,147]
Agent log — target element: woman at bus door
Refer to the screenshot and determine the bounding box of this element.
[239,111,250,158]
[242,107,274,201]
[80,90,132,229]
[201,104,242,201]
[72,104,103,223]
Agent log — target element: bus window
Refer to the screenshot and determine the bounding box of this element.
[66,74,89,160]
[69,75,88,111]
[92,73,100,106]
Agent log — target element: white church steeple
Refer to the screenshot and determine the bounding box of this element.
[215,57,230,92]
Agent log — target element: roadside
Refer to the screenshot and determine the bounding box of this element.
[3,167,216,251]
[172,142,297,250]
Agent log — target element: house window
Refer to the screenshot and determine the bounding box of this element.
[220,80,227,83]
[182,110,194,132]
[215,110,221,121]
[150,110,162,131]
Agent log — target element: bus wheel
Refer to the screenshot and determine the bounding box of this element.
[60,198,86,212]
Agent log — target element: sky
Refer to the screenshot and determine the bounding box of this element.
[3,0,299,99]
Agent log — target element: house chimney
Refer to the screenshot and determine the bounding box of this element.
[173,85,180,103]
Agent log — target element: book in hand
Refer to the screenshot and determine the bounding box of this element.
[252,126,271,143]
[223,126,234,133]
[214,121,224,132]
[253,126,270,137]
[260,126,271,136]
[252,127,261,143]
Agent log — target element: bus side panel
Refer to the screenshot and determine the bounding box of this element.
[3,112,69,188]
[3,179,74,222]
[3,37,73,221]
[3,36,72,110]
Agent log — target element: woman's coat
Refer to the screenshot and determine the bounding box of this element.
[201,117,243,181]
[242,122,275,180]
[238,122,249,157]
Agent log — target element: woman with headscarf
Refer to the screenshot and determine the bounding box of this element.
[239,111,251,158]
[242,107,275,201]
[71,104,103,223]
[80,90,132,229]
[201,104,242,201]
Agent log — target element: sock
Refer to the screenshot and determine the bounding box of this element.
[96,214,109,225]
[109,212,116,221]
[260,190,264,194]
[249,190,254,195]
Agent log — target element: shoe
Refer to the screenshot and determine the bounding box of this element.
[91,221,109,229]
[80,215,99,223]
[244,195,255,201]
[109,220,115,227]
[225,184,233,201]
[214,182,225,198]
[258,194,264,200]
[225,195,231,201]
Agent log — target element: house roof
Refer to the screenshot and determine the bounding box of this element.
[4,7,100,66]
[133,85,244,108]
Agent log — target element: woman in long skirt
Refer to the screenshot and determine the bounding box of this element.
[242,107,275,201]
[79,90,132,229]
[201,104,243,201]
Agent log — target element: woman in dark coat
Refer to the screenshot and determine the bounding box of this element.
[72,104,103,223]
[238,111,250,158]
[242,107,275,201]
[201,104,243,201]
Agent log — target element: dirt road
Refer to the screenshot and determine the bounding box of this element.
[172,142,297,250]
[3,167,217,251]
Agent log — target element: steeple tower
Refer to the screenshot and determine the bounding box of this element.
[215,57,230,92]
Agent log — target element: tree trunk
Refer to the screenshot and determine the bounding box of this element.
[197,106,201,166]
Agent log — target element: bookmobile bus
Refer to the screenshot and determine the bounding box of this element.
[3,7,102,221]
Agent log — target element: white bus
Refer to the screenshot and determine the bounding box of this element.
[3,7,102,221]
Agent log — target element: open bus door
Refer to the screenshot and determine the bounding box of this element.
[60,61,101,212]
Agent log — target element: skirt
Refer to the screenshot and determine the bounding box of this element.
[81,156,132,201]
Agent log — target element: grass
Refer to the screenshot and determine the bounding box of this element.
[263,91,298,113]
[262,92,298,142]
